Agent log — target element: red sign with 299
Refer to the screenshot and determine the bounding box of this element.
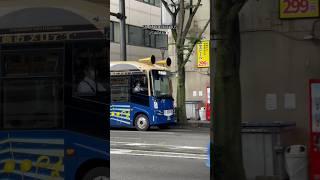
[280,0,319,18]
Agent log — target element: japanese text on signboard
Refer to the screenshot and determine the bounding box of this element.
[280,0,319,18]
[197,40,210,68]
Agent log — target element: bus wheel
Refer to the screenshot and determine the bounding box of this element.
[135,114,150,131]
[82,167,109,180]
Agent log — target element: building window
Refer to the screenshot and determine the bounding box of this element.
[111,76,130,102]
[155,0,161,7]
[113,22,120,43]
[110,21,167,49]
[110,22,114,42]
[136,0,161,7]
[128,25,144,46]
[156,34,168,49]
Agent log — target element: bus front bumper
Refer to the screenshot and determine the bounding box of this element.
[151,112,175,126]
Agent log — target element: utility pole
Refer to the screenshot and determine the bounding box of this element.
[110,0,127,61]
[119,0,127,61]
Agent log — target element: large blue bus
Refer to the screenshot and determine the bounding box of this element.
[110,56,175,131]
[0,27,109,179]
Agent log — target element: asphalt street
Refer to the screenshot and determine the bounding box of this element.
[110,127,210,180]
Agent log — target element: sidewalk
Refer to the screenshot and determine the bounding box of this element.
[171,120,211,129]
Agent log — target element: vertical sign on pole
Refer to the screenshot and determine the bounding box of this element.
[309,79,320,179]
[197,40,210,68]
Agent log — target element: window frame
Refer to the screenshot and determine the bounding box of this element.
[110,21,168,49]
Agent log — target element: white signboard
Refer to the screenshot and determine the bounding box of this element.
[193,91,197,97]
[284,93,296,110]
[265,94,277,110]
[199,91,203,97]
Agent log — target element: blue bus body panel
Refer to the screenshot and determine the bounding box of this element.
[110,103,133,127]
[110,96,175,128]
[151,97,175,126]
[0,130,108,180]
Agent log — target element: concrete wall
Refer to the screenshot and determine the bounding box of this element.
[239,0,320,144]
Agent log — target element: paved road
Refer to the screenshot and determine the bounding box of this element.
[110,128,210,180]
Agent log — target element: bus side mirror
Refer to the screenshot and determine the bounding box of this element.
[166,57,171,67]
[151,55,156,64]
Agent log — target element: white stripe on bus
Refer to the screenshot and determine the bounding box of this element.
[110,118,131,125]
[0,138,64,145]
[111,105,130,108]
[0,148,64,157]
[73,143,106,155]
[110,115,130,121]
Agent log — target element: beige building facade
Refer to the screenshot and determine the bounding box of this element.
[240,0,320,145]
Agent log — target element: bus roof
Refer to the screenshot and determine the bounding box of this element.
[110,61,169,72]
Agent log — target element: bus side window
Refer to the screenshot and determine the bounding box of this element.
[131,75,148,96]
[72,47,106,98]
[111,75,130,102]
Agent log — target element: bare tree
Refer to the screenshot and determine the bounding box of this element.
[210,0,247,179]
[161,0,210,124]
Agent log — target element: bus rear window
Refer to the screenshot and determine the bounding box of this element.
[3,52,61,75]
[0,50,63,129]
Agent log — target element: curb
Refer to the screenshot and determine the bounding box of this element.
[170,121,211,129]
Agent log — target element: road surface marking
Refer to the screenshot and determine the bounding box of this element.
[111,148,207,160]
[110,141,207,150]
[111,130,176,135]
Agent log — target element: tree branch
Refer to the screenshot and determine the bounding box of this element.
[181,0,202,41]
[161,0,174,15]
[183,19,210,66]
[161,0,179,41]
[171,16,178,42]
[170,0,178,11]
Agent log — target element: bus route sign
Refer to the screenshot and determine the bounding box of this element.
[280,0,320,19]
[0,30,104,44]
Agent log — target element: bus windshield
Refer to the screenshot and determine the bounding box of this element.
[151,70,172,98]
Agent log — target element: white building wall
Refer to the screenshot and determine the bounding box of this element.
[110,0,166,61]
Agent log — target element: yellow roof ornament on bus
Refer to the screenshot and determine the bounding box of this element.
[138,55,171,67]
[138,55,156,65]
[155,57,172,67]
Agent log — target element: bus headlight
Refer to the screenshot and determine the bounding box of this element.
[154,101,158,109]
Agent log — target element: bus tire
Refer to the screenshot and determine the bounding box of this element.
[82,167,109,180]
[134,114,150,131]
